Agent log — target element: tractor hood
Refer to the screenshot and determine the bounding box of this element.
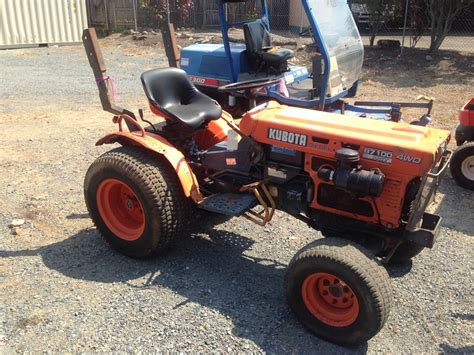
[241,102,451,177]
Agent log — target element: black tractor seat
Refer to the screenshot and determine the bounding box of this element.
[141,68,222,129]
[243,19,294,73]
[259,47,294,64]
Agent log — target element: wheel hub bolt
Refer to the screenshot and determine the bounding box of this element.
[329,285,343,297]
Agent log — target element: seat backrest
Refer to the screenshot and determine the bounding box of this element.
[140,68,197,108]
[243,20,272,54]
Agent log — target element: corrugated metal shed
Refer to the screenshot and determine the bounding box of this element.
[0,0,88,49]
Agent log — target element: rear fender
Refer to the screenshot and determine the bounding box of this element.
[97,132,204,202]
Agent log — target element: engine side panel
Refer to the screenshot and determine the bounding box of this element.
[306,154,406,228]
[240,102,451,228]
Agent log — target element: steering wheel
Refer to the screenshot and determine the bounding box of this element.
[218,76,283,108]
[218,76,283,94]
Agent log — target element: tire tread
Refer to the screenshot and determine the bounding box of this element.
[85,146,189,257]
[450,142,474,190]
[286,238,392,344]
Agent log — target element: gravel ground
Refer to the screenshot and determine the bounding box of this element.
[1,36,473,353]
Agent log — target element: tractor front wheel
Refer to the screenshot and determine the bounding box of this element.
[386,241,425,264]
[450,142,474,190]
[284,238,392,345]
[84,147,189,258]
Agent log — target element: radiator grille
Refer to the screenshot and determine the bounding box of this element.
[379,178,402,209]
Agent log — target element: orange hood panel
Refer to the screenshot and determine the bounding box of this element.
[241,102,451,176]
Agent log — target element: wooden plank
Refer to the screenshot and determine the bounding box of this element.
[82,27,136,122]
[162,23,180,68]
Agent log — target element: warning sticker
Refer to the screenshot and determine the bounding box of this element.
[226,158,237,166]
[363,147,393,164]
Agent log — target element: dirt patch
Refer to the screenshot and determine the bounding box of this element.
[14,313,44,331]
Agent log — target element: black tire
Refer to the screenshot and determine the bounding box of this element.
[450,142,474,190]
[387,241,425,264]
[84,146,189,258]
[284,238,392,346]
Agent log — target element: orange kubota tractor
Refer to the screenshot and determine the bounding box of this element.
[82,29,452,345]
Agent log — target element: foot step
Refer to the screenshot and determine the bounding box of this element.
[198,193,257,216]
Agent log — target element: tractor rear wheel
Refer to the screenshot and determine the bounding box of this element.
[84,146,189,258]
[284,238,392,345]
[450,142,474,190]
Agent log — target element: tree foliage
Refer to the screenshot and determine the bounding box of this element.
[408,0,430,48]
[144,0,194,27]
[145,0,168,25]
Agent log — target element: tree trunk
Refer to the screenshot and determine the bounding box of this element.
[428,0,474,52]
[370,33,376,47]
[369,23,381,47]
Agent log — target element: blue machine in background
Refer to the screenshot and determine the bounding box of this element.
[182,43,309,91]
[176,0,434,123]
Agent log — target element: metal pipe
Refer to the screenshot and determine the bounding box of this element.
[104,0,109,33]
[217,0,236,82]
[133,0,138,32]
[261,0,270,29]
[301,0,330,110]
[400,0,409,57]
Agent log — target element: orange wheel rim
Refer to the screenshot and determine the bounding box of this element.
[302,272,360,327]
[96,178,145,241]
